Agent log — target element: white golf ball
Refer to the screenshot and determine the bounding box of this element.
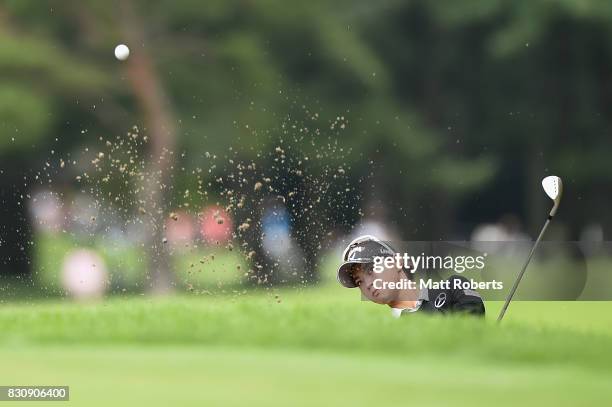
[114,44,130,61]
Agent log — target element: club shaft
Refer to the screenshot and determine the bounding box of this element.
[497,217,552,322]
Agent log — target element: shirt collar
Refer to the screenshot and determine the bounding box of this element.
[391,300,423,317]
[390,286,429,318]
[418,286,429,301]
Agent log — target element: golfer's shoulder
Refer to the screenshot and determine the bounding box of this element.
[445,275,486,315]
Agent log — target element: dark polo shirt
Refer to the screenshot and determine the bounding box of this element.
[397,275,485,317]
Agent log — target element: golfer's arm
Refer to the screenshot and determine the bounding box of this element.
[452,299,485,316]
[448,276,486,316]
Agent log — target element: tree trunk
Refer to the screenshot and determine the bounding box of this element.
[121,2,177,293]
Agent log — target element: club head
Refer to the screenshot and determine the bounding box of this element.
[542,175,563,216]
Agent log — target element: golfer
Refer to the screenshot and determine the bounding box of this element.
[337,235,485,317]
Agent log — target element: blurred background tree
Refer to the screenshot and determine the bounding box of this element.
[1,0,611,282]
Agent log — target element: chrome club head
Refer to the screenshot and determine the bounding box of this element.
[542,175,563,216]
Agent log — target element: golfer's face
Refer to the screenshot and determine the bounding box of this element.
[351,263,402,304]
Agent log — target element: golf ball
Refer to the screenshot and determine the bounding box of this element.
[114,44,130,61]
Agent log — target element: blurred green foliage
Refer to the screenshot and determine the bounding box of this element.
[1,0,611,246]
[173,246,248,290]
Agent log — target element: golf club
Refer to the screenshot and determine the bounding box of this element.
[497,175,563,322]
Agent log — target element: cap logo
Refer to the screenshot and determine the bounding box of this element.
[347,246,364,261]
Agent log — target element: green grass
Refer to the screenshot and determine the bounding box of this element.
[1,287,612,406]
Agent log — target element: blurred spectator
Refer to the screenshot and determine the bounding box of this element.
[66,192,100,238]
[580,223,604,256]
[580,223,604,242]
[471,214,529,255]
[262,204,291,258]
[261,202,306,283]
[199,205,233,245]
[346,199,400,243]
[165,210,196,249]
[62,249,108,299]
[471,214,529,242]
[471,223,508,242]
[29,189,63,233]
